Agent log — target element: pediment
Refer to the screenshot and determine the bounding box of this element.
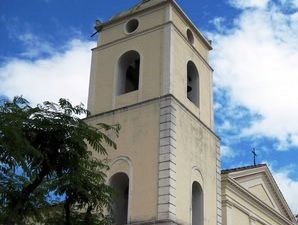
[225,165,295,221]
[248,183,274,208]
[234,173,279,211]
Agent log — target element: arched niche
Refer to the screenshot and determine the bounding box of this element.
[117,50,140,95]
[110,172,130,225]
[187,61,199,106]
[192,181,203,225]
[187,29,194,44]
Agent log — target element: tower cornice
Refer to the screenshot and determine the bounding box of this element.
[97,0,212,50]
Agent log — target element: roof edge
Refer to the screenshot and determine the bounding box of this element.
[222,164,296,222]
[168,0,212,50]
[263,166,296,222]
[101,0,168,26]
[221,164,267,174]
[97,0,212,50]
[223,177,295,224]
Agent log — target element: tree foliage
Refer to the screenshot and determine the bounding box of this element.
[0,96,120,225]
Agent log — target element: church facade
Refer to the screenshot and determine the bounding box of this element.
[222,164,296,225]
[85,1,297,225]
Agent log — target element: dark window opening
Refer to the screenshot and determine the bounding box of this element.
[117,51,140,95]
[110,173,129,225]
[192,181,203,225]
[187,61,199,106]
[187,29,194,44]
[125,59,140,92]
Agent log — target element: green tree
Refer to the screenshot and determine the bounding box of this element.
[0,97,120,225]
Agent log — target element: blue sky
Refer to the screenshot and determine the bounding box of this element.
[1,0,298,213]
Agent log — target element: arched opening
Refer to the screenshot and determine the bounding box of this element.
[117,51,140,95]
[192,181,204,225]
[187,29,194,44]
[192,181,203,225]
[187,61,199,106]
[110,173,129,225]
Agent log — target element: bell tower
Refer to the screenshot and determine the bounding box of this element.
[86,1,221,225]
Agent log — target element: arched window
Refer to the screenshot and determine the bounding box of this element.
[187,29,194,44]
[187,61,199,106]
[192,181,203,225]
[110,173,129,225]
[117,51,140,95]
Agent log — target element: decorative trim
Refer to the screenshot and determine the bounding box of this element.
[158,96,177,220]
[216,141,222,225]
[263,167,295,221]
[124,18,140,35]
[99,1,169,30]
[97,0,212,50]
[85,94,220,141]
[162,22,172,95]
[168,0,212,50]
[223,199,270,225]
[222,177,294,225]
[93,22,171,52]
[225,166,295,221]
[171,23,213,71]
[191,166,204,187]
[127,218,181,225]
[189,167,204,225]
[92,21,213,72]
[109,156,133,224]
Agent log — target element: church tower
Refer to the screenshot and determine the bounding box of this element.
[86,1,221,225]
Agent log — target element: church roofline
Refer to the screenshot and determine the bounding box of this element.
[221,163,267,174]
[222,176,295,225]
[222,163,296,222]
[97,0,212,50]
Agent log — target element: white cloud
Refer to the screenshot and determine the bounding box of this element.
[218,121,232,132]
[221,145,236,158]
[17,32,56,58]
[229,0,270,9]
[209,17,226,32]
[271,167,298,214]
[210,1,298,149]
[278,0,298,8]
[0,38,94,106]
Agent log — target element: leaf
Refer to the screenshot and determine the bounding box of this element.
[0,96,119,225]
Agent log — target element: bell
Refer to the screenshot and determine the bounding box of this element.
[187,85,192,92]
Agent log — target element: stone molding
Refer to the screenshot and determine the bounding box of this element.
[91,21,212,72]
[96,0,212,50]
[222,178,295,225]
[158,96,177,220]
[126,219,181,225]
[85,94,219,141]
[225,166,294,220]
[216,141,222,225]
